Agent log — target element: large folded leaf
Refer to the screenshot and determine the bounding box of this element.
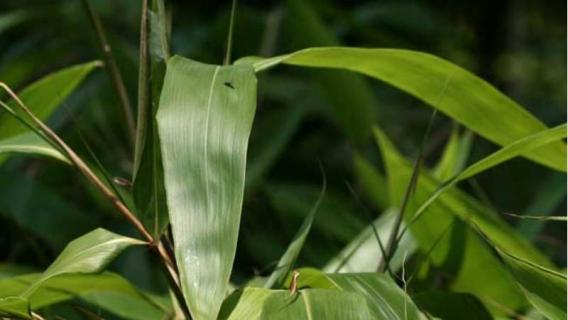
[0,132,67,162]
[21,228,145,298]
[498,250,567,320]
[264,181,325,289]
[0,61,100,139]
[219,287,374,320]
[0,272,165,319]
[157,56,257,320]
[239,47,566,171]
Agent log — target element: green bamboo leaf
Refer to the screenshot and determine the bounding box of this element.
[239,47,566,171]
[157,56,257,320]
[374,127,546,313]
[497,250,567,320]
[0,60,101,139]
[219,287,374,320]
[264,178,325,289]
[433,128,473,180]
[290,269,423,320]
[0,297,29,319]
[21,228,145,298]
[0,272,165,319]
[0,132,67,162]
[403,124,567,243]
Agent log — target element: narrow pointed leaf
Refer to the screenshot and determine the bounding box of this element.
[240,47,566,171]
[0,61,100,139]
[264,181,325,289]
[21,228,145,298]
[0,272,165,319]
[157,56,257,320]
[434,128,473,180]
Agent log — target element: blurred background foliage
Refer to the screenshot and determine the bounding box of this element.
[0,0,565,313]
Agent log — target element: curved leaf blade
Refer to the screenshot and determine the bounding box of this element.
[21,228,144,298]
[0,132,67,162]
[157,56,257,320]
[242,47,566,171]
[0,61,100,139]
[0,272,165,319]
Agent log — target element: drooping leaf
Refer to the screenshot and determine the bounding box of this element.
[219,287,374,320]
[0,272,165,319]
[157,56,257,320]
[414,291,493,320]
[0,132,67,162]
[498,250,567,320]
[323,209,417,273]
[0,61,100,139]
[264,179,325,289]
[21,228,145,298]
[353,154,390,209]
[239,47,566,171]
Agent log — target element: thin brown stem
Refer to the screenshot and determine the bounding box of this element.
[81,0,136,148]
[0,82,151,243]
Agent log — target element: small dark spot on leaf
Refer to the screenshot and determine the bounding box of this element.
[224,81,235,89]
